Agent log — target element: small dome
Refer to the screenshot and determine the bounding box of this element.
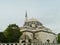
[28,18,38,22]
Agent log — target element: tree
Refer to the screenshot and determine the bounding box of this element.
[57,33,60,43]
[0,32,7,43]
[4,24,22,43]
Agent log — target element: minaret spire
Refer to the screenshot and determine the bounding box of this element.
[25,11,28,21]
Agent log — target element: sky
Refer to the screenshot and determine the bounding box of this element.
[0,0,60,33]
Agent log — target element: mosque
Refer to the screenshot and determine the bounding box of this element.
[19,12,57,44]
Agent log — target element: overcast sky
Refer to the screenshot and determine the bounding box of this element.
[0,0,60,33]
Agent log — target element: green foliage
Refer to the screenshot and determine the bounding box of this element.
[57,33,60,43]
[0,32,7,43]
[4,24,22,43]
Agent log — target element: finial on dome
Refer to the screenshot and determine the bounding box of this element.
[25,11,28,21]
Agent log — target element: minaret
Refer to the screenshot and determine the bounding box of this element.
[25,11,28,21]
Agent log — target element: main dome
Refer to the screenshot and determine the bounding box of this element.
[24,18,43,27]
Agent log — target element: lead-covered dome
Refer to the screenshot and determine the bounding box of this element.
[24,18,43,28]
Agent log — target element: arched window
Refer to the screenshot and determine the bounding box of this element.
[47,39,50,43]
[22,40,26,43]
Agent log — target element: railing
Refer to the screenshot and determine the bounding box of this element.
[20,42,60,45]
[0,43,19,45]
[0,43,60,45]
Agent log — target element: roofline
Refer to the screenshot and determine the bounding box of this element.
[21,30,56,35]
